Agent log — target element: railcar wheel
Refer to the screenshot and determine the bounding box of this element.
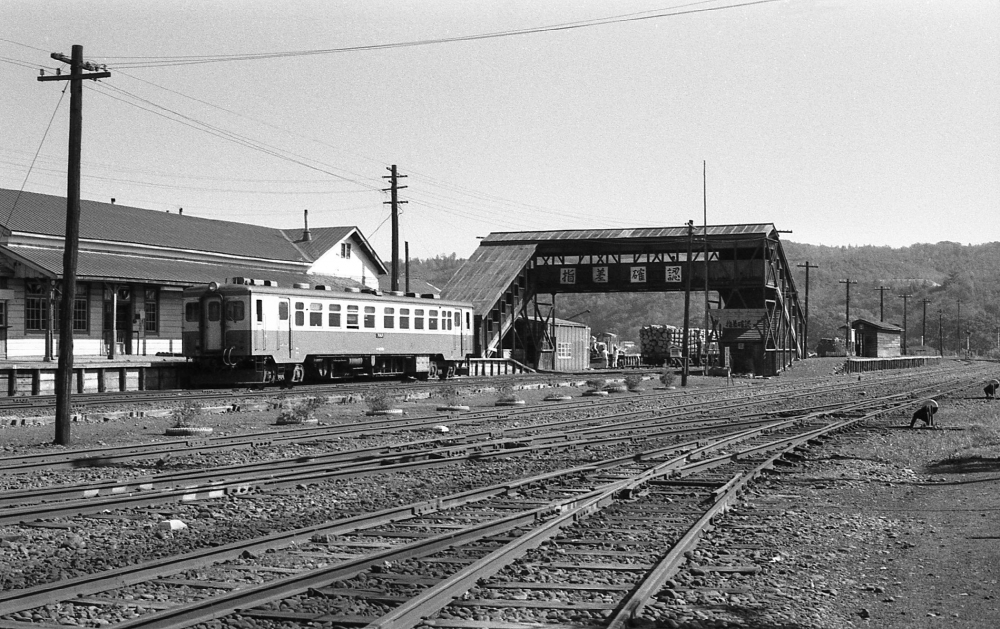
[428,362,439,379]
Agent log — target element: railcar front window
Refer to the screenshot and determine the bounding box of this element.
[225,301,245,322]
[400,308,410,329]
[208,301,221,322]
[414,309,425,330]
[310,302,323,327]
[364,306,376,328]
[384,307,395,329]
[185,302,200,322]
[329,303,341,327]
[347,305,359,329]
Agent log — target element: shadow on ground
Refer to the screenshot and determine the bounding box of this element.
[926,455,1000,475]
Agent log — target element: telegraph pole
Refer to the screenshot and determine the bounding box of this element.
[382,165,407,292]
[921,298,931,348]
[956,298,962,356]
[874,286,891,322]
[938,309,944,357]
[681,220,694,387]
[796,262,818,356]
[898,293,911,355]
[38,45,110,446]
[839,279,858,355]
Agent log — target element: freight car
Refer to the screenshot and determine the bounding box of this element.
[182,279,475,385]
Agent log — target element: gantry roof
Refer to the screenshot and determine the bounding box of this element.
[480,224,780,246]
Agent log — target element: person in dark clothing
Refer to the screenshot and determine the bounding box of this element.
[910,399,938,428]
[985,379,999,399]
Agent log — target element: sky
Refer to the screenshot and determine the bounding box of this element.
[2,0,998,261]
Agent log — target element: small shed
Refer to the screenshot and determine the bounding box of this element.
[851,319,902,358]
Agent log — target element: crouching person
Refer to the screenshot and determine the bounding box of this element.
[910,399,939,428]
[985,379,999,399]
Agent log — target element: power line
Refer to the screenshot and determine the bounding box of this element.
[93,0,782,69]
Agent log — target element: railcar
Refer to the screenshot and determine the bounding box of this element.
[182,279,475,385]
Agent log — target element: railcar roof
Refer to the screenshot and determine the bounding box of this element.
[187,282,473,308]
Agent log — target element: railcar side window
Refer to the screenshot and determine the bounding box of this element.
[400,308,410,329]
[384,307,395,329]
[185,302,200,322]
[346,305,359,329]
[279,301,288,321]
[414,308,425,330]
[364,306,376,328]
[208,301,221,322]
[309,302,323,327]
[328,304,341,327]
[225,301,245,322]
[256,300,263,323]
[429,309,438,330]
[294,302,305,327]
[443,310,452,330]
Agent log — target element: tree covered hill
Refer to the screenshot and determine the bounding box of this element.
[408,241,1000,356]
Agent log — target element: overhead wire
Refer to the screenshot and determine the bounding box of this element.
[93,0,781,69]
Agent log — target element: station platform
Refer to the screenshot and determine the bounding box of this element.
[0,355,189,396]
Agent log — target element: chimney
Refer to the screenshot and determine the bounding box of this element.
[302,209,312,242]
[110,198,115,204]
[179,208,183,215]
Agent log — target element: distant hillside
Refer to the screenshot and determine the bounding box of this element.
[409,241,1000,356]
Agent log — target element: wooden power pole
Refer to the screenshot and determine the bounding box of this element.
[796,262,818,356]
[382,165,407,292]
[38,45,110,445]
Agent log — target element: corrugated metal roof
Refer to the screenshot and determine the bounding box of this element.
[0,245,363,289]
[282,226,389,274]
[480,224,778,244]
[0,189,315,263]
[441,243,536,315]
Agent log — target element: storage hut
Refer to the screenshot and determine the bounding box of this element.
[851,319,902,358]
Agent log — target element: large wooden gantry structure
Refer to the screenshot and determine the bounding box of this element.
[443,224,805,377]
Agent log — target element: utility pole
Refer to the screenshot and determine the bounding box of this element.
[404,241,410,294]
[938,309,944,357]
[382,165,407,292]
[898,293,911,355]
[874,286,891,322]
[682,220,694,387]
[38,45,110,446]
[921,298,931,348]
[703,161,710,363]
[956,298,962,356]
[796,262,818,357]
[839,279,858,355]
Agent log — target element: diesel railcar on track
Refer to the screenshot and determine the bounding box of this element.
[182,279,475,385]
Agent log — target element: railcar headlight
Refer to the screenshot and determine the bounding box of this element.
[208,282,219,292]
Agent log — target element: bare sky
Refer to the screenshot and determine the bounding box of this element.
[2,0,997,260]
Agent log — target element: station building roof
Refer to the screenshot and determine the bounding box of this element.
[851,318,903,333]
[0,188,387,286]
[479,224,781,246]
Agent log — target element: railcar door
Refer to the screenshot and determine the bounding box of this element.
[203,294,223,352]
[253,297,266,351]
[276,298,292,359]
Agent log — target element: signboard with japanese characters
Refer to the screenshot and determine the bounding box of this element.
[592,266,609,283]
[559,267,577,285]
[664,265,682,282]
[711,309,768,330]
[630,266,647,283]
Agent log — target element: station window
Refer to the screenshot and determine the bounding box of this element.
[557,342,571,359]
[328,303,341,327]
[0,301,6,327]
[399,308,410,329]
[346,305,359,329]
[309,302,323,327]
[144,288,158,333]
[384,307,395,329]
[185,302,200,322]
[414,308,425,330]
[278,301,289,321]
[25,281,48,331]
[364,305,376,328]
[66,283,89,332]
[429,309,438,331]
[341,242,352,259]
[225,300,245,322]
[294,301,305,326]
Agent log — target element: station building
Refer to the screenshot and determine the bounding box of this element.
[0,189,390,360]
[851,318,902,358]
